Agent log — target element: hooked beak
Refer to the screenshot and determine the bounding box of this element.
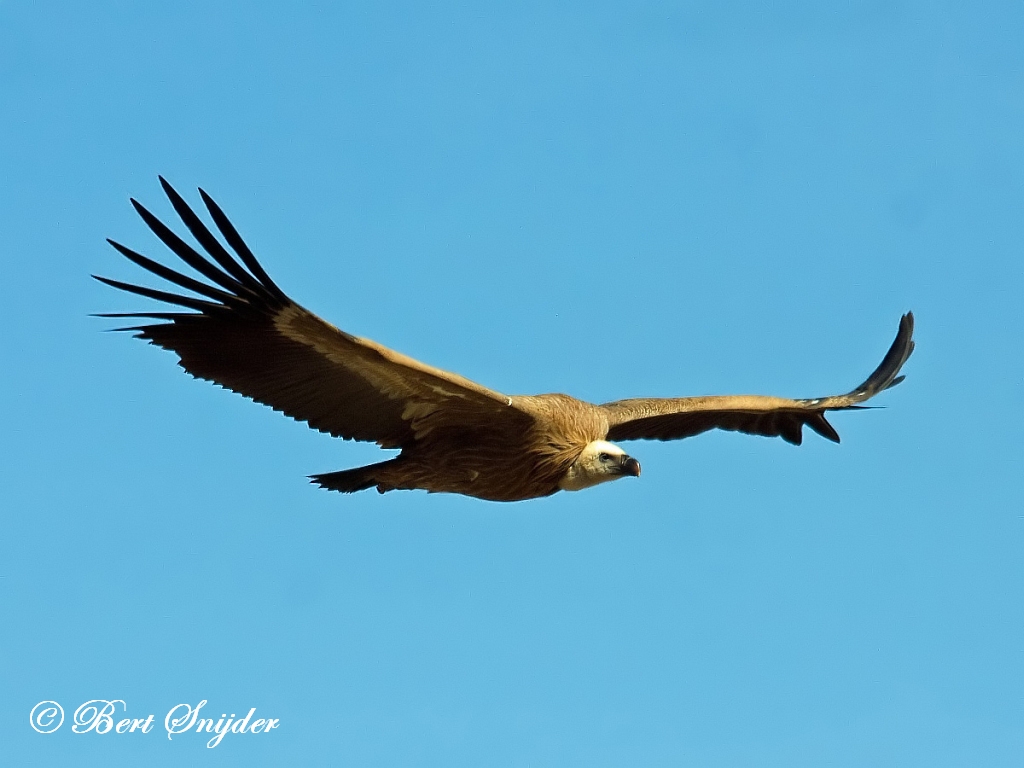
[621,456,641,477]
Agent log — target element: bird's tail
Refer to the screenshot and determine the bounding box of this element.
[309,459,401,494]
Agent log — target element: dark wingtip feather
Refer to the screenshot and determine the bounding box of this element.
[807,413,841,443]
[92,274,218,313]
[127,194,259,299]
[91,311,187,320]
[197,186,290,303]
[105,237,242,306]
[157,177,268,295]
[851,311,915,397]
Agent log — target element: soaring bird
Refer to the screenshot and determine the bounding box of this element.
[96,179,915,502]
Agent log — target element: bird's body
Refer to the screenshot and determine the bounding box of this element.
[97,179,915,502]
[316,394,613,502]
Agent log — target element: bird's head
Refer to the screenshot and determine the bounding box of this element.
[558,440,641,492]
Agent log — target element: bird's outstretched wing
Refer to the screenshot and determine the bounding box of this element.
[600,313,914,445]
[95,177,531,448]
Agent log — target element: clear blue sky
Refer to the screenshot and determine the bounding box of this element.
[2,2,1021,765]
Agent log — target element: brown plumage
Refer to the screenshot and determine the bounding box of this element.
[96,179,915,502]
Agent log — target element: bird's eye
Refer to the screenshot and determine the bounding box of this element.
[599,452,612,462]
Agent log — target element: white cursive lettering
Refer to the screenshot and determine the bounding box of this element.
[73,700,126,734]
[164,699,206,740]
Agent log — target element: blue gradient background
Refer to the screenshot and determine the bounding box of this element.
[2,2,1021,765]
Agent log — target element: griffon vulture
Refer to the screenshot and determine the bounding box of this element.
[96,179,915,502]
